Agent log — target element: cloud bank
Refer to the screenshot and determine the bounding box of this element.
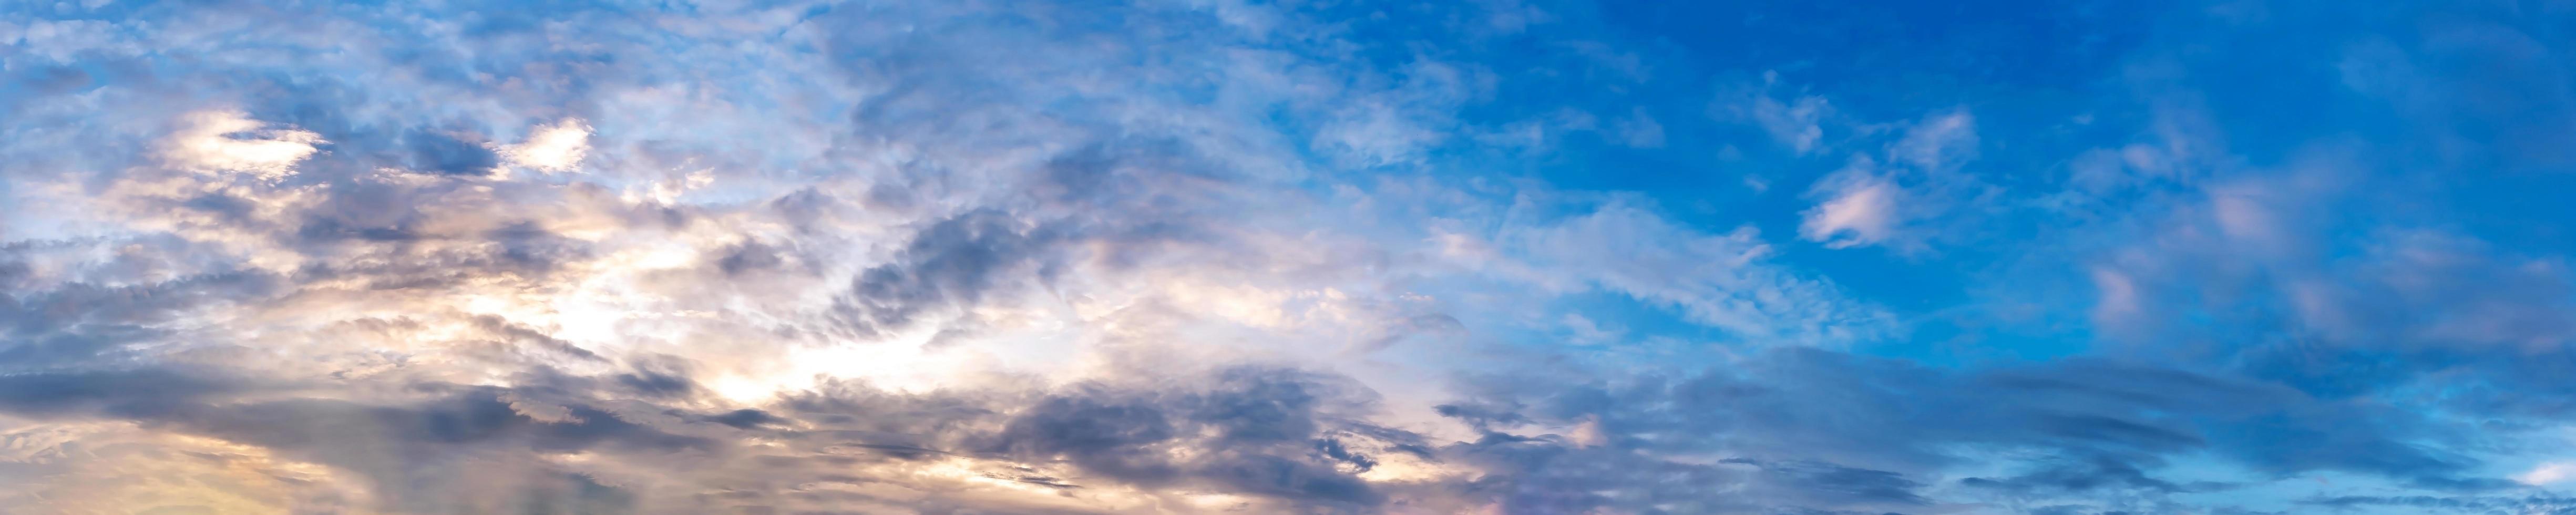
[6,1,2576,514]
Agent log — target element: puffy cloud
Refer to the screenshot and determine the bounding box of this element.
[1800,167,1902,249]
[1795,109,1987,253]
[158,110,325,180]
[502,118,592,173]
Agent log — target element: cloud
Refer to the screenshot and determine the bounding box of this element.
[2305,495,2576,513]
[1717,71,1833,155]
[7,0,2576,513]
[0,1,1612,510]
[1893,109,1977,170]
[1431,346,2518,513]
[1799,167,1902,249]
[1487,198,1892,346]
[501,118,591,173]
[158,110,325,180]
[830,209,1063,338]
[1612,107,1667,149]
[1794,108,1986,253]
[2522,461,2576,486]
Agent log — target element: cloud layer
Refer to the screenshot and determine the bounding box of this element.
[7,1,2576,514]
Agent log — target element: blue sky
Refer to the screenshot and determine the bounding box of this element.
[5,0,2576,513]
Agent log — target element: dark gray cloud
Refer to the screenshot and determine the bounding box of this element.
[0,368,241,416]
[833,210,1065,337]
[957,367,1400,507]
[0,263,282,369]
[0,359,1422,511]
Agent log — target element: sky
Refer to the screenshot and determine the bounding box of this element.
[4,0,2576,513]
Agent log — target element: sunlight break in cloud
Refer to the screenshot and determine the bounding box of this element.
[158,109,325,180]
[502,118,593,172]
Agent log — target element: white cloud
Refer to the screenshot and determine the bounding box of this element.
[1314,61,1483,167]
[1893,109,1976,170]
[2522,461,2575,485]
[157,110,325,180]
[1799,170,1900,249]
[1753,95,1829,154]
[1499,199,1890,346]
[502,118,593,172]
[1795,109,1985,252]
[1719,71,1833,155]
